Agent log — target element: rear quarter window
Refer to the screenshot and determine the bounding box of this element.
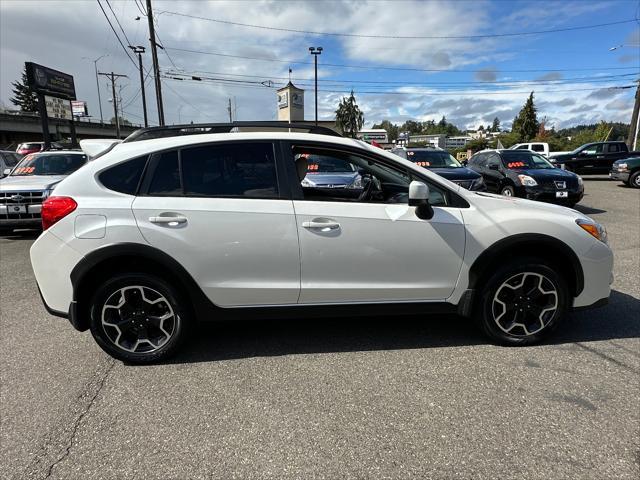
[98,156,148,194]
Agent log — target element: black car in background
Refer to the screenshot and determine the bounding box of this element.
[549,141,639,174]
[392,148,485,191]
[467,150,584,207]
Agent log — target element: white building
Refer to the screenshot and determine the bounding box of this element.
[445,136,472,149]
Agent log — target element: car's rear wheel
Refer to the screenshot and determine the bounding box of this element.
[89,273,190,363]
[500,185,515,197]
[475,258,569,345]
[629,170,640,189]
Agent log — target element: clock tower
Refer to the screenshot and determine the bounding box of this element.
[276,82,304,122]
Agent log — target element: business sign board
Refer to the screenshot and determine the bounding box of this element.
[26,62,76,100]
[45,95,72,120]
[71,100,88,117]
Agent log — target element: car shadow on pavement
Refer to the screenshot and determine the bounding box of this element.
[0,229,40,240]
[574,204,606,215]
[162,290,640,365]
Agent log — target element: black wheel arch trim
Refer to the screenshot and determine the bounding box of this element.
[70,242,214,331]
[467,233,584,298]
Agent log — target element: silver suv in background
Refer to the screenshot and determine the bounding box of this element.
[0,150,22,178]
[0,150,88,233]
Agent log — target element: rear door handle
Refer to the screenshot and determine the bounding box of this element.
[302,220,340,231]
[149,216,188,225]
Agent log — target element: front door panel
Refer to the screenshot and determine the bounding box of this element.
[294,201,465,303]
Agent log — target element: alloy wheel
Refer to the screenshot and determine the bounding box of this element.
[101,286,177,353]
[491,272,558,337]
[634,174,640,188]
[501,188,513,197]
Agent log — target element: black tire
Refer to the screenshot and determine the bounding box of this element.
[474,257,569,346]
[629,170,640,189]
[500,185,516,197]
[89,273,191,364]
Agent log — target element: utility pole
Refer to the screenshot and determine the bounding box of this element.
[308,47,323,125]
[227,98,233,122]
[146,0,165,126]
[129,45,148,127]
[628,80,640,151]
[99,72,127,138]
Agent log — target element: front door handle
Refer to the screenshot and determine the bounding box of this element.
[149,215,188,225]
[302,220,340,231]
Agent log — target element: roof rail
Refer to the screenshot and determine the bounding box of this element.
[122,121,342,143]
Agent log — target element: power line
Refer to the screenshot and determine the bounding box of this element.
[158,10,637,39]
[165,46,639,74]
[96,0,138,68]
[105,0,133,46]
[162,81,207,118]
[161,75,634,96]
[165,69,639,88]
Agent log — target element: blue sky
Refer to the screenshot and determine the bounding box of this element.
[1,0,638,130]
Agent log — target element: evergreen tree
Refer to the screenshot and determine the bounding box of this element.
[438,115,447,128]
[491,117,501,132]
[335,90,364,138]
[512,92,540,142]
[10,66,38,112]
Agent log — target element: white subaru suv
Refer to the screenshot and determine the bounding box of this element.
[30,123,613,364]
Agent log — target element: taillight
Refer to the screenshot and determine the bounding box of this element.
[41,196,77,230]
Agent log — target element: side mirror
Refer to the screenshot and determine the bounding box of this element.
[409,181,434,220]
[489,163,499,170]
[3,168,10,176]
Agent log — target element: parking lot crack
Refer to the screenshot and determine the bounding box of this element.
[21,358,116,480]
[43,358,115,479]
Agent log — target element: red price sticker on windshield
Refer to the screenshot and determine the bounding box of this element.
[507,162,525,168]
[308,164,319,171]
[416,161,431,167]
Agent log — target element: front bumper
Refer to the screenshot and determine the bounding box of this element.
[609,170,630,182]
[523,186,584,204]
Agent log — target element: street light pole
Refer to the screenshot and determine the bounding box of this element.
[609,44,640,149]
[129,45,148,127]
[309,47,323,125]
[83,54,108,124]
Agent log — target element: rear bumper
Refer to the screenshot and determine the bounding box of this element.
[0,217,41,229]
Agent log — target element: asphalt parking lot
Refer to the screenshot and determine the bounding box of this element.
[1,175,638,480]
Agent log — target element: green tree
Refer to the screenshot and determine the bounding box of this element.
[372,119,399,142]
[335,90,364,138]
[10,66,38,112]
[512,92,540,142]
[400,120,422,134]
[491,117,501,132]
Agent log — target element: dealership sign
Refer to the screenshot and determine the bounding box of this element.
[71,100,88,117]
[26,62,76,100]
[45,96,72,120]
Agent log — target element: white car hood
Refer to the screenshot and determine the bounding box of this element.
[0,175,67,191]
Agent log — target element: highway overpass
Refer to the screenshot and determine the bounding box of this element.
[0,112,139,147]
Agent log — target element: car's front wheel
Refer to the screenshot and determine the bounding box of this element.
[475,258,569,345]
[500,185,515,197]
[629,170,640,189]
[89,273,191,363]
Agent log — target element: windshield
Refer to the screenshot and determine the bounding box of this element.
[303,154,356,173]
[406,150,462,168]
[11,153,88,176]
[501,151,555,170]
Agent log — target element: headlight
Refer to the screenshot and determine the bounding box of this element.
[576,218,608,244]
[517,174,538,187]
[346,174,363,189]
[616,163,628,172]
[301,177,316,187]
[577,175,583,186]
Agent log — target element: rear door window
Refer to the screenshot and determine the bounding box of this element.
[181,143,279,198]
[147,151,181,196]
